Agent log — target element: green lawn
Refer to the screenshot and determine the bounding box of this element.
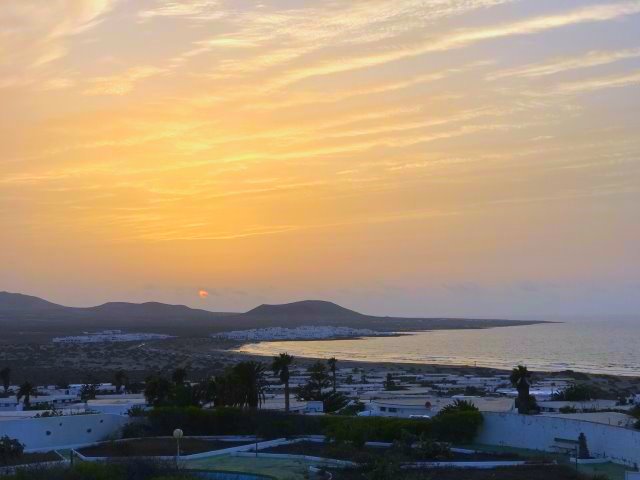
[462,443,631,480]
[184,455,331,480]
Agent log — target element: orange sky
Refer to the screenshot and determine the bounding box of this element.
[1,1,639,317]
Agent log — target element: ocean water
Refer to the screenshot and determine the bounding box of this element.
[237,321,640,376]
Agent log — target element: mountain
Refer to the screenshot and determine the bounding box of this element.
[233,299,539,331]
[0,291,236,335]
[243,300,365,322]
[0,291,546,337]
[0,291,66,311]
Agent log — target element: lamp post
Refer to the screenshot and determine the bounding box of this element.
[173,428,184,468]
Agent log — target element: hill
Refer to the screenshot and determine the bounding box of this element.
[0,291,546,338]
[233,300,538,331]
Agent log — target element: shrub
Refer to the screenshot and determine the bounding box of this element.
[416,435,453,460]
[432,409,483,443]
[560,405,578,414]
[553,384,610,401]
[0,436,24,465]
[324,416,432,445]
[145,406,481,445]
[0,459,196,480]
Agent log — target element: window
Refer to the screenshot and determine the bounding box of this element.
[389,408,397,412]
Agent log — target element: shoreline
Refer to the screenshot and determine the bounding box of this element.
[227,348,640,398]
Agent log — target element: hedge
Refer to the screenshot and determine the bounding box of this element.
[141,407,482,444]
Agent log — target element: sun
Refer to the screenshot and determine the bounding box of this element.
[198,289,209,299]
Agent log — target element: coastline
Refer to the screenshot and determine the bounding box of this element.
[225,320,639,379]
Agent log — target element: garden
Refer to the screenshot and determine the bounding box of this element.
[77,438,255,458]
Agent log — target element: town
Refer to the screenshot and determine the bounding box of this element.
[1,357,639,479]
[213,326,389,341]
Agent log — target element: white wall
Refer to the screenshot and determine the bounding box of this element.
[0,414,129,451]
[477,412,640,468]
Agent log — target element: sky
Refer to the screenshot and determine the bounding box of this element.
[1,0,639,319]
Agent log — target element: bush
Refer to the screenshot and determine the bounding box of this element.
[416,435,453,460]
[122,421,153,439]
[0,459,192,480]
[145,406,482,445]
[431,400,483,444]
[553,384,610,401]
[324,416,432,445]
[432,409,483,443]
[147,407,326,439]
[559,405,578,414]
[0,436,24,465]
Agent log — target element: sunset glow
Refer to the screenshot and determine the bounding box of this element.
[1,0,639,316]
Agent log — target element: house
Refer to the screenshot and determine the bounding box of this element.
[0,398,18,411]
[358,399,433,418]
[537,400,620,413]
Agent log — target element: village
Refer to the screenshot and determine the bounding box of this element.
[2,359,640,479]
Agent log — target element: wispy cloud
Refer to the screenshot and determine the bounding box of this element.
[0,1,117,89]
[83,65,167,95]
[487,47,640,80]
[532,70,640,96]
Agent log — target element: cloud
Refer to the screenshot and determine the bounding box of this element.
[0,1,117,89]
[260,2,640,89]
[83,65,167,95]
[547,70,640,95]
[487,48,640,80]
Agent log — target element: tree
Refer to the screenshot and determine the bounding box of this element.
[578,432,591,459]
[384,373,397,391]
[297,361,348,413]
[552,384,599,402]
[231,361,267,409]
[327,357,338,393]
[434,400,484,443]
[144,375,173,407]
[114,370,128,394]
[192,378,217,407]
[80,383,98,402]
[510,365,535,414]
[0,368,10,394]
[272,353,294,412]
[212,373,234,407]
[172,368,188,386]
[439,399,479,415]
[297,361,331,401]
[0,436,24,465]
[16,382,37,409]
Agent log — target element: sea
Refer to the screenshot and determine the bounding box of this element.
[237,320,640,376]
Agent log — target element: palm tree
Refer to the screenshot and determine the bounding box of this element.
[272,353,294,412]
[192,378,217,407]
[327,357,338,393]
[144,375,173,407]
[510,365,533,414]
[231,361,267,409]
[438,399,479,415]
[16,382,37,409]
[172,368,188,385]
[213,372,234,407]
[0,367,10,393]
[298,361,330,401]
[114,370,128,394]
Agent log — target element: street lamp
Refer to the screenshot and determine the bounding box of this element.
[173,428,184,467]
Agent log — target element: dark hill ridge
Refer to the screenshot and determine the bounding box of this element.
[0,291,66,311]
[245,300,365,320]
[0,291,546,336]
